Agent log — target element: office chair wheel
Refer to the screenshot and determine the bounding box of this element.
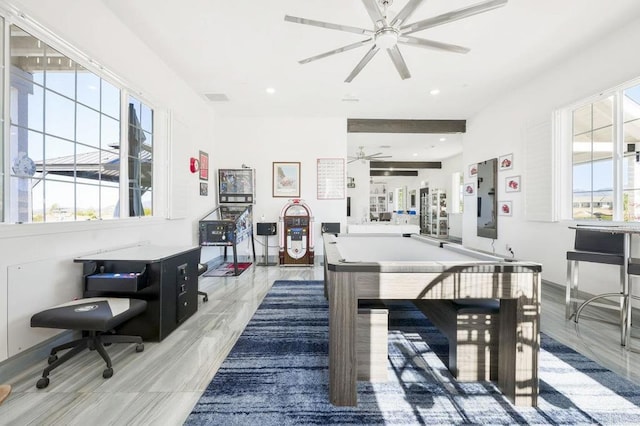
[47,355,58,364]
[103,368,113,379]
[36,377,50,389]
[203,295,209,302]
[135,343,144,353]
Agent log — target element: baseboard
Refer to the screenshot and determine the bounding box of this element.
[0,330,78,383]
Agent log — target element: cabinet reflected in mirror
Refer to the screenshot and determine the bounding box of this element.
[477,158,497,239]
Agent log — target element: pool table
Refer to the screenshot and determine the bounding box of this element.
[323,233,542,407]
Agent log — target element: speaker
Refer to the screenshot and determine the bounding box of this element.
[321,222,341,234]
[257,222,277,236]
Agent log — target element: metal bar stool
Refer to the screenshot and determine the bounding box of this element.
[566,228,627,344]
[625,258,640,348]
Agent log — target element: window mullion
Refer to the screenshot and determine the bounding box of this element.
[119,88,129,217]
[613,91,623,221]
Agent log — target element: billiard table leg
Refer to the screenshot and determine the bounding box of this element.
[498,273,540,407]
[328,270,357,406]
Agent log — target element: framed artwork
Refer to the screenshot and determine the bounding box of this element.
[499,201,512,216]
[468,163,478,177]
[505,175,521,192]
[317,158,345,200]
[199,150,209,181]
[463,182,476,196]
[200,182,208,196]
[499,153,513,171]
[273,162,301,198]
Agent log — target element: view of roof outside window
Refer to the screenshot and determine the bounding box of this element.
[7,25,153,223]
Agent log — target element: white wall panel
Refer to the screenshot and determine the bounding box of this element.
[7,258,84,356]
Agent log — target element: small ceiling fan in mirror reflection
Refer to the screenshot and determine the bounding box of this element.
[348,146,392,163]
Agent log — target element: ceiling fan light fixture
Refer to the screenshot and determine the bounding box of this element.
[375,28,398,49]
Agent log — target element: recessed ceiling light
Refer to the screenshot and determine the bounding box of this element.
[413,153,418,157]
[439,137,446,142]
[266,87,276,94]
[430,89,440,95]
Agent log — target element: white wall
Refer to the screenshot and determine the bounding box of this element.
[347,160,370,224]
[0,0,216,360]
[210,117,347,259]
[462,16,640,295]
[441,154,464,239]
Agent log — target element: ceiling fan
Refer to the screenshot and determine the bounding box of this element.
[285,0,508,82]
[348,146,392,163]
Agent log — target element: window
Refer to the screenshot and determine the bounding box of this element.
[7,25,154,223]
[567,80,640,222]
[127,96,153,217]
[450,171,464,214]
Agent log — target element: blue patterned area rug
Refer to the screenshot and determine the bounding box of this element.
[185,280,640,425]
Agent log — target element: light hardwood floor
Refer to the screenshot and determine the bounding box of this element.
[1,264,640,425]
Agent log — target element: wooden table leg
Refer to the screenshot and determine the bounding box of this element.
[328,270,357,406]
[498,273,540,407]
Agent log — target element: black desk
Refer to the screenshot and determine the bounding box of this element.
[75,245,201,341]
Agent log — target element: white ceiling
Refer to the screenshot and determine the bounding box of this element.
[102,0,640,162]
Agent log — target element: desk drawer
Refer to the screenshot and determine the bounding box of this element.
[86,272,147,293]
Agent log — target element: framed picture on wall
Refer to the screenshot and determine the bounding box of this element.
[273,162,301,198]
[505,175,521,192]
[199,151,209,181]
[499,153,513,171]
[499,201,512,216]
[468,163,478,177]
[463,182,476,196]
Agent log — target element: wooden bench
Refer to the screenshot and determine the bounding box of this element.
[414,299,499,381]
[357,301,388,382]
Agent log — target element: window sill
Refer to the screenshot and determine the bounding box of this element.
[0,216,171,240]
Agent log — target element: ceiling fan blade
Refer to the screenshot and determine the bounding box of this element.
[285,15,374,37]
[370,155,393,159]
[400,0,508,35]
[390,0,424,27]
[299,39,373,64]
[399,36,470,54]
[361,0,386,28]
[386,45,411,80]
[345,45,380,83]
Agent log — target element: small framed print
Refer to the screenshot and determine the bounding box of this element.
[273,161,301,198]
[505,175,521,192]
[499,153,513,171]
[499,201,512,216]
[200,182,208,196]
[199,151,209,181]
[463,182,476,196]
[468,163,478,177]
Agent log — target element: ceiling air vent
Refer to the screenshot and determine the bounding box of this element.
[204,93,230,102]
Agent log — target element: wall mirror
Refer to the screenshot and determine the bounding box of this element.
[477,158,497,239]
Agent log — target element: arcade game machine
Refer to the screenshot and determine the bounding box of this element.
[199,168,256,275]
[279,199,314,266]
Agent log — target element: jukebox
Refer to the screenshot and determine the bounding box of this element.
[279,199,314,265]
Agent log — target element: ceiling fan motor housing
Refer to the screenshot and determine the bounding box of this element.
[375,27,399,49]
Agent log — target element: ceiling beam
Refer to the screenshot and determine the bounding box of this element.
[370,170,418,177]
[370,161,441,169]
[347,119,466,134]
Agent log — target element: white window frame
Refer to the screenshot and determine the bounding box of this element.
[558,75,640,222]
[1,9,158,224]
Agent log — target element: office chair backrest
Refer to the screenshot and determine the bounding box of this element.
[574,229,624,254]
